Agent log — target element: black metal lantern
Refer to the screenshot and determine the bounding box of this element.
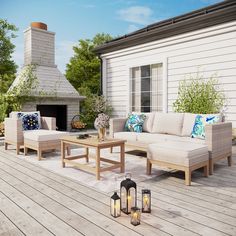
[120,173,137,214]
[110,191,121,218]
[142,189,151,213]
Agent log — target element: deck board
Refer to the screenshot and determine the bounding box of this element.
[0,146,236,236]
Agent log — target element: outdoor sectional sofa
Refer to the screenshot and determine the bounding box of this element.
[110,112,232,184]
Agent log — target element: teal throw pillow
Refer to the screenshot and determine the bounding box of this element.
[191,114,221,139]
[125,114,146,133]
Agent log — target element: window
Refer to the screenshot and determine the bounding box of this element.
[130,63,163,112]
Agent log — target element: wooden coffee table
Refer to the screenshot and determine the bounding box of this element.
[61,136,126,180]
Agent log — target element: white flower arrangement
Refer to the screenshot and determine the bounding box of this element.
[94,113,110,129]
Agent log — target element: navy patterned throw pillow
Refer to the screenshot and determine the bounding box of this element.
[18,112,40,131]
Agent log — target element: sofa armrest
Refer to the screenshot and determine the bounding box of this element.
[41,117,56,130]
[4,118,24,144]
[205,122,232,158]
[109,118,127,138]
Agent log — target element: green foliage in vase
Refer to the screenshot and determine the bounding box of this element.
[0,19,18,94]
[79,89,112,128]
[65,33,112,95]
[173,74,226,114]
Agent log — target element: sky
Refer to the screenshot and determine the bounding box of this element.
[1,0,222,73]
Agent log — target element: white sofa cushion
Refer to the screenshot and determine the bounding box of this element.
[148,141,208,167]
[163,134,206,145]
[142,113,155,133]
[132,112,155,133]
[182,113,197,136]
[137,133,169,144]
[152,112,184,136]
[114,132,137,142]
[23,129,68,142]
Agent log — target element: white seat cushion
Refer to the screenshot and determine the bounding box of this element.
[23,129,68,142]
[152,112,184,136]
[164,134,206,145]
[136,133,168,144]
[114,132,137,142]
[148,141,208,167]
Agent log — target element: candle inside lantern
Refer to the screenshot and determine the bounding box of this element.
[127,195,131,212]
[131,207,141,226]
[142,189,151,213]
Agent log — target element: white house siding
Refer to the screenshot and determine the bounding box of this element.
[101,21,236,127]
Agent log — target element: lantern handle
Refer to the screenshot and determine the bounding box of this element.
[125,173,132,179]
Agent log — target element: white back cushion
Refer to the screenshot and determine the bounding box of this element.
[132,112,155,133]
[143,113,155,133]
[182,113,197,136]
[152,112,184,136]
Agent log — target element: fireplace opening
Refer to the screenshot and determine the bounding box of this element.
[37,105,67,131]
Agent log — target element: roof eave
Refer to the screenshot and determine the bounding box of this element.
[94,0,236,55]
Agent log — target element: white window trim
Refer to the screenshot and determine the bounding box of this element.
[127,57,168,114]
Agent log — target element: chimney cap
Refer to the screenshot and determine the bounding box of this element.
[31,22,47,30]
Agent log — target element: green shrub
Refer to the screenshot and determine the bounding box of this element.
[173,74,226,114]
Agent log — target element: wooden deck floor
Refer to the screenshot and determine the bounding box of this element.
[0,146,236,236]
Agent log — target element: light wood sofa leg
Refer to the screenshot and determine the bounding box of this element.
[147,159,152,175]
[227,155,232,166]
[24,147,28,156]
[16,145,20,155]
[209,159,213,175]
[4,142,8,150]
[204,163,209,177]
[185,169,191,186]
[38,149,42,161]
[66,146,71,156]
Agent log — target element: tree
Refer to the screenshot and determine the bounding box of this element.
[65,33,112,95]
[0,19,18,94]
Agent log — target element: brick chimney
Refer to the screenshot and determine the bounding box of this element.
[24,22,55,67]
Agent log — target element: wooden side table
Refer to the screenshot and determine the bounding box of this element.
[61,136,126,180]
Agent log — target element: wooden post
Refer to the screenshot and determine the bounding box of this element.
[227,155,232,166]
[61,141,65,168]
[146,159,152,175]
[185,169,191,186]
[16,145,20,155]
[38,149,42,161]
[85,147,89,163]
[209,159,213,175]
[204,163,209,177]
[120,144,125,173]
[96,147,100,180]
[24,147,28,156]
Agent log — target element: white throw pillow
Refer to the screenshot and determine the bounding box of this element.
[152,112,184,136]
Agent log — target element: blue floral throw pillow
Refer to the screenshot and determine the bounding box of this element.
[125,114,146,133]
[191,114,220,139]
[18,112,40,131]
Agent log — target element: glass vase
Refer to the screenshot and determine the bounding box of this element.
[98,127,106,141]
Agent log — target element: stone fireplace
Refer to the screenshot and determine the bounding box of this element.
[9,22,84,131]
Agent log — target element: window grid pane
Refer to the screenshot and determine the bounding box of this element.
[130,63,163,113]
